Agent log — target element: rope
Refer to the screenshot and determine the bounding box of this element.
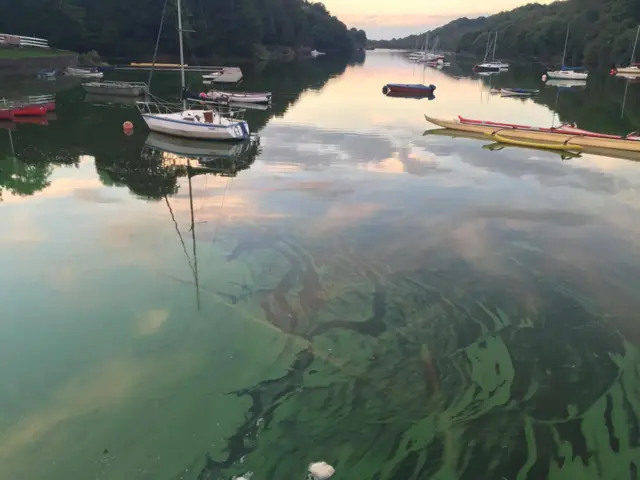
[148,0,170,91]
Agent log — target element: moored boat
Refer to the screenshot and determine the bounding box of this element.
[203,90,272,104]
[382,83,436,95]
[137,0,250,142]
[546,24,589,81]
[614,25,640,77]
[65,67,104,79]
[424,114,640,152]
[0,108,13,120]
[499,88,539,97]
[201,67,243,83]
[11,105,47,117]
[82,80,148,97]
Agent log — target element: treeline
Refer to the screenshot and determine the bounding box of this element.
[371,0,640,65]
[0,0,367,60]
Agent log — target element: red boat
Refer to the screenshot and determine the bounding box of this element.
[382,83,436,95]
[11,105,47,117]
[0,108,14,120]
[458,116,640,142]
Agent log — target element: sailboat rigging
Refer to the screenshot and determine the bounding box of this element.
[615,25,640,77]
[136,0,250,141]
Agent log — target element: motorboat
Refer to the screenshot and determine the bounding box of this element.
[82,80,148,97]
[311,49,326,58]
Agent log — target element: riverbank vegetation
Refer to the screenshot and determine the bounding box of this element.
[371,0,640,65]
[0,0,367,62]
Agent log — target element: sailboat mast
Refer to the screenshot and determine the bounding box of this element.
[561,24,570,67]
[492,32,497,60]
[176,0,186,92]
[630,25,640,65]
[483,32,491,62]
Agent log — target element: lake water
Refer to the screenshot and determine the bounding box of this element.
[1,50,640,480]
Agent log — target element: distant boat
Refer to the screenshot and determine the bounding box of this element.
[544,79,587,88]
[311,49,326,58]
[201,67,243,84]
[546,24,589,80]
[36,69,57,79]
[474,32,502,73]
[615,25,640,76]
[64,66,104,79]
[81,80,148,97]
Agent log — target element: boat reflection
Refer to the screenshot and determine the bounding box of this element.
[143,132,260,173]
[424,127,640,162]
[544,79,587,88]
[84,92,141,106]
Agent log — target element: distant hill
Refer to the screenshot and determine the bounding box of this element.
[370,0,640,65]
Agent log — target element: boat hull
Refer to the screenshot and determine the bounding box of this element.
[383,84,436,95]
[141,114,249,141]
[12,106,47,117]
[546,70,588,80]
[206,91,272,104]
[0,109,14,120]
[474,64,500,73]
[424,115,640,153]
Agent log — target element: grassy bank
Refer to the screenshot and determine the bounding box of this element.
[0,48,75,59]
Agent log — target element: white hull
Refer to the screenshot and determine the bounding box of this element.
[145,132,252,159]
[201,67,243,83]
[206,90,271,104]
[546,70,588,80]
[141,110,249,141]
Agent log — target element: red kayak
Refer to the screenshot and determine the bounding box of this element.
[458,116,640,142]
[11,105,47,117]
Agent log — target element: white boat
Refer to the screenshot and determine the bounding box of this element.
[546,69,589,80]
[137,0,250,141]
[201,67,243,83]
[137,103,250,140]
[311,49,326,58]
[546,24,589,81]
[205,90,272,104]
[82,80,148,97]
[65,67,104,79]
[616,25,640,77]
[474,32,504,73]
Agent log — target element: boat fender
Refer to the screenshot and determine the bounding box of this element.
[541,74,548,82]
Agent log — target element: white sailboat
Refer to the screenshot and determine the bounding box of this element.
[546,24,589,80]
[616,25,640,77]
[474,33,501,73]
[136,0,250,141]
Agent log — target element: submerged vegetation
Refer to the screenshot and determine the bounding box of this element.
[0,0,367,61]
[371,0,640,65]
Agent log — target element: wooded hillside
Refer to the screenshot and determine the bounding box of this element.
[0,0,367,60]
[371,0,640,65]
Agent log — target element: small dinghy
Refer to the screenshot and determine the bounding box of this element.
[382,83,436,95]
[499,88,539,97]
[203,90,272,104]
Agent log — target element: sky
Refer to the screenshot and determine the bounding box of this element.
[322,0,555,40]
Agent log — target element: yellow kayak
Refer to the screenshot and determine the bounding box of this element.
[488,133,583,152]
